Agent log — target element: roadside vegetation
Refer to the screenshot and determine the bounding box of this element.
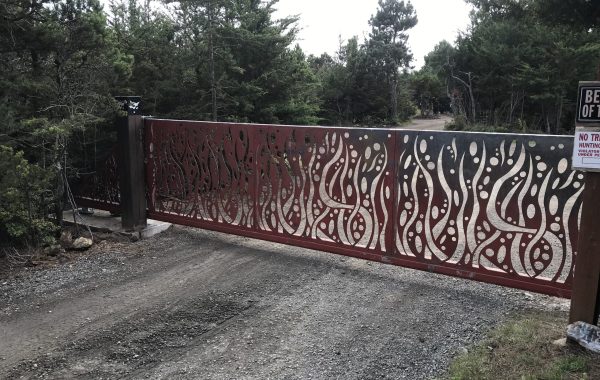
[447,312,600,380]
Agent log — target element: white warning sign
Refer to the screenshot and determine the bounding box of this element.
[572,127,600,171]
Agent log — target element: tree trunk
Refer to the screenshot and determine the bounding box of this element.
[390,76,398,124]
[451,71,476,123]
[555,95,563,134]
[467,73,476,123]
[520,91,525,122]
[54,137,64,227]
[207,1,217,122]
[446,82,459,116]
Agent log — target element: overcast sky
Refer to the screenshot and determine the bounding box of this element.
[273,0,473,69]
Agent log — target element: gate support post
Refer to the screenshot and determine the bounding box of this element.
[569,65,600,325]
[116,96,147,231]
[569,173,600,325]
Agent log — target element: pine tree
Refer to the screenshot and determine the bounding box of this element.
[367,0,417,124]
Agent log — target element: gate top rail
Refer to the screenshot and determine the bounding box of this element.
[144,117,573,139]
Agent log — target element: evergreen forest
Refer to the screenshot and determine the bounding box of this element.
[1,0,599,248]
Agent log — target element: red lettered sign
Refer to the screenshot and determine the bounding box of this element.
[573,127,600,171]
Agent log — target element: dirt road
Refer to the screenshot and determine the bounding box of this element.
[403,116,452,130]
[0,226,568,379]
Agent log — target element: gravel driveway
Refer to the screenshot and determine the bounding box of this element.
[0,226,569,379]
[403,116,451,130]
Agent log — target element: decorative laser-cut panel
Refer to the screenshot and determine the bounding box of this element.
[394,131,583,292]
[254,126,395,252]
[73,148,121,212]
[143,118,583,297]
[145,120,257,229]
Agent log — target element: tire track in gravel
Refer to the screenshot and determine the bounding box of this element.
[1,229,342,378]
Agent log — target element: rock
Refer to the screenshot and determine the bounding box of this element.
[43,245,62,257]
[59,230,73,249]
[71,237,93,251]
[521,291,535,299]
[567,321,600,354]
[117,231,139,242]
[552,337,567,347]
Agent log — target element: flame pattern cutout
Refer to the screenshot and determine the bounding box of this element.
[255,126,394,251]
[395,132,583,287]
[146,120,257,228]
[145,120,395,252]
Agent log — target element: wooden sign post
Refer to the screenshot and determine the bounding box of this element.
[569,76,600,325]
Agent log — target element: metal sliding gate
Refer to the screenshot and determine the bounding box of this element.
[76,118,583,298]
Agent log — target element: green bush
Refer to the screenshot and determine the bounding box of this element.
[0,146,57,247]
[444,115,469,131]
[444,116,541,134]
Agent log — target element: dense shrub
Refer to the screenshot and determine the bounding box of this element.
[0,146,56,247]
[444,116,542,134]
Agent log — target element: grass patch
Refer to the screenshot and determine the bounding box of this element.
[446,312,600,380]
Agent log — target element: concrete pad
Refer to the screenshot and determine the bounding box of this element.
[62,209,171,239]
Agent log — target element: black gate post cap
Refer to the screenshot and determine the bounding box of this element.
[115,96,142,115]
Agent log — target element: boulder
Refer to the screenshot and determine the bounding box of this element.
[59,230,73,249]
[72,237,93,251]
[567,321,600,354]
